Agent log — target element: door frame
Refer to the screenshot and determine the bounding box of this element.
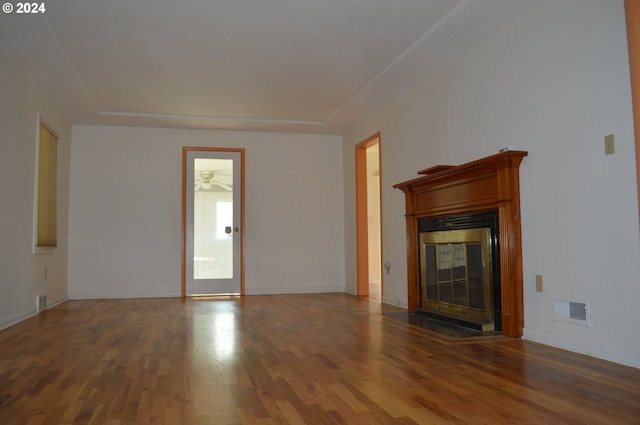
[355,133,382,298]
[182,146,245,297]
[625,0,640,224]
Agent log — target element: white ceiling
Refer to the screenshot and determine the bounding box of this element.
[0,0,539,134]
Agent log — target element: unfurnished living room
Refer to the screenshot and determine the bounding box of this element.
[1,0,640,424]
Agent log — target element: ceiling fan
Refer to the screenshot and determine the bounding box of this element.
[194,170,232,192]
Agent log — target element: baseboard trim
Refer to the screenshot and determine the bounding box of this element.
[68,291,182,300]
[0,307,37,331]
[523,327,640,369]
[244,286,345,296]
[46,296,68,309]
[69,288,346,299]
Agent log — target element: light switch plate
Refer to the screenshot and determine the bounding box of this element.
[605,134,615,155]
[535,275,543,292]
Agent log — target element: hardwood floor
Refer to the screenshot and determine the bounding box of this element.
[1,294,639,425]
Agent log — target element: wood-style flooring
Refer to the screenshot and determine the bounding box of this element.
[0,293,639,425]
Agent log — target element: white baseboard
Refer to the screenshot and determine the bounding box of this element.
[0,295,69,331]
[46,296,68,309]
[69,288,346,299]
[244,286,345,295]
[523,327,640,369]
[0,307,37,331]
[68,291,182,300]
[382,297,407,308]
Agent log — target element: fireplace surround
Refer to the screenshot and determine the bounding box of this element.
[394,151,527,337]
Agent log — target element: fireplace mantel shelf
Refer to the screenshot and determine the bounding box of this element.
[394,150,528,194]
[394,150,528,337]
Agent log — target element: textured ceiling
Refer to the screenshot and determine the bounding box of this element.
[0,0,539,134]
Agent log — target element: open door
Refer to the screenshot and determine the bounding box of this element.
[356,134,382,300]
[182,147,244,296]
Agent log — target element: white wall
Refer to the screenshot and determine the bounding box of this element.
[0,49,71,329]
[343,0,640,367]
[68,126,345,298]
[367,146,382,284]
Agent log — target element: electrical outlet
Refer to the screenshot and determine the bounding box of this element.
[535,275,543,293]
[604,134,615,155]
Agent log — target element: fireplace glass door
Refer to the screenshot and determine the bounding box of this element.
[420,228,493,328]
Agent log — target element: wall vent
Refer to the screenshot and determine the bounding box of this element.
[553,298,590,326]
[36,294,47,313]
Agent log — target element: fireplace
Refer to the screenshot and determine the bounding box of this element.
[393,151,527,337]
[418,211,500,331]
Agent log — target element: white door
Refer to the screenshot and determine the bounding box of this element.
[184,148,243,295]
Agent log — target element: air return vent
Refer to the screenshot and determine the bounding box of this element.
[36,294,47,313]
[553,298,590,326]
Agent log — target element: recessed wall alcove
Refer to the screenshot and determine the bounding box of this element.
[394,151,528,337]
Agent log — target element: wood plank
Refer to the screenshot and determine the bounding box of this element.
[0,295,638,424]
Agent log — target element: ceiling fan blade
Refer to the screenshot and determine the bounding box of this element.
[212,180,232,191]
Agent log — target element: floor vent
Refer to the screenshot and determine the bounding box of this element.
[36,295,47,313]
[553,298,590,326]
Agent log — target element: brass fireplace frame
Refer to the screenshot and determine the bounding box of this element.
[394,151,527,337]
[420,228,494,329]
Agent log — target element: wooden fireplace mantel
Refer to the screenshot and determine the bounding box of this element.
[393,150,528,337]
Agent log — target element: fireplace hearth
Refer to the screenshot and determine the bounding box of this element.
[394,151,527,337]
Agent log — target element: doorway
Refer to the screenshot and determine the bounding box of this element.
[182,147,244,296]
[356,134,382,300]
